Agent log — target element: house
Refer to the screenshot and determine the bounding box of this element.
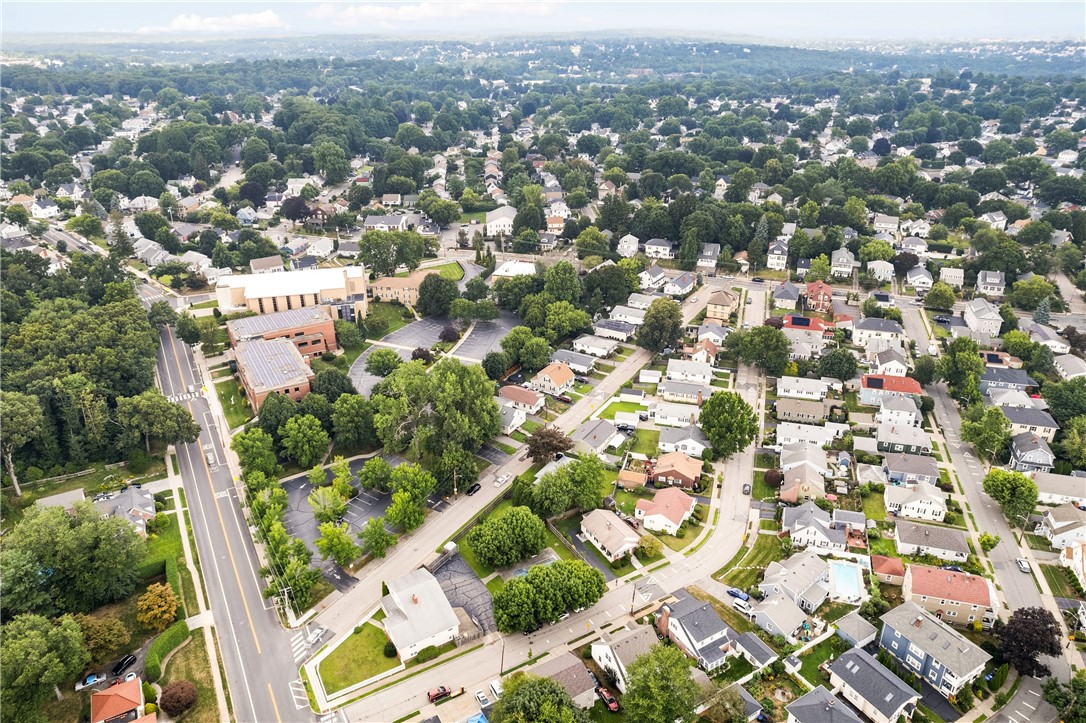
[828,649,920,723]
[879,602,991,697]
[90,678,147,723]
[980,366,1036,394]
[776,422,848,448]
[873,348,908,377]
[638,264,667,290]
[758,549,830,613]
[775,399,827,424]
[94,487,157,536]
[976,270,1006,297]
[530,653,597,710]
[644,238,674,259]
[654,450,703,488]
[571,419,621,456]
[868,259,894,282]
[751,595,809,645]
[658,379,712,406]
[498,402,526,435]
[626,292,657,310]
[236,206,259,225]
[686,338,719,366]
[705,289,738,321]
[611,305,646,325]
[591,626,658,694]
[895,521,969,562]
[635,487,696,535]
[484,206,517,235]
[886,482,948,522]
[853,318,905,348]
[873,214,900,234]
[658,591,736,671]
[1060,542,1086,591]
[1032,471,1086,507]
[899,236,929,258]
[664,271,697,297]
[906,266,933,291]
[593,319,636,342]
[1028,323,1071,354]
[616,233,639,257]
[580,508,640,562]
[235,338,315,410]
[572,334,619,358]
[697,322,729,346]
[249,255,284,274]
[780,463,828,504]
[876,396,921,427]
[1010,433,1055,473]
[860,375,921,406]
[979,211,1007,231]
[1037,504,1086,548]
[36,488,87,514]
[227,306,338,359]
[499,385,544,414]
[531,362,575,396]
[963,298,1003,337]
[805,280,833,312]
[883,453,940,487]
[381,569,460,660]
[831,248,859,278]
[667,359,713,385]
[698,243,721,273]
[30,197,59,219]
[767,240,789,271]
[871,555,906,586]
[658,425,711,458]
[876,423,932,454]
[782,502,846,551]
[939,267,965,288]
[773,281,801,309]
[552,349,597,376]
[1054,354,1086,380]
[1001,405,1059,442]
[904,564,999,628]
[776,376,828,401]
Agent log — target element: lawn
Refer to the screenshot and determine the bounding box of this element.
[721,534,784,590]
[215,378,253,429]
[798,634,853,688]
[554,513,635,577]
[843,391,879,414]
[310,343,369,374]
[161,634,220,723]
[753,453,778,469]
[687,586,755,633]
[190,299,219,310]
[366,302,411,339]
[867,536,897,557]
[522,420,542,434]
[1040,564,1078,599]
[459,211,486,224]
[862,493,887,521]
[659,529,698,552]
[486,577,505,596]
[492,441,518,455]
[1025,533,1053,551]
[597,400,647,420]
[630,429,660,456]
[751,470,777,501]
[458,500,572,578]
[818,601,856,624]
[319,622,400,694]
[614,489,651,516]
[711,655,754,684]
[398,261,463,281]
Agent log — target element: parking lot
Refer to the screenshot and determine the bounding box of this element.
[348,345,412,396]
[453,310,519,361]
[380,316,449,349]
[476,443,513,468]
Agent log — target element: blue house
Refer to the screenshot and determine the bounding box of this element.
[879,601,990,698]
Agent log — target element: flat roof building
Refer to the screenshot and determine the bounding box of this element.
[216,265,367,320]
[226,306,338,360]
[235,338,315,410]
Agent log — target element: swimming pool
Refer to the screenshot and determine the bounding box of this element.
[830,560,865,602]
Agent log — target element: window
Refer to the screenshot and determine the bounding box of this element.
[947,611,956,617]
[891,641,899,650]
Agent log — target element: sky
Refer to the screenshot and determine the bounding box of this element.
[1,1,1082,41]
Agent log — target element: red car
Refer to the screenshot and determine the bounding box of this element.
[597,686,619,712]
[427,686,452,703]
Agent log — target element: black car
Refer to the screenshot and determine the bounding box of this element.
[111,654,136,678]
[934,315,951,324]
[466,483,482,496]
[751,276,765,283]
[522,623,541,635]
[941,565,964,573]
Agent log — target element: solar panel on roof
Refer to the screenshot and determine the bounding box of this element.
[869,378,884,389]
[793,317,811,327]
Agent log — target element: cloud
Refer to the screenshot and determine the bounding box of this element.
[306,1,561,26]
[138,10,287,34]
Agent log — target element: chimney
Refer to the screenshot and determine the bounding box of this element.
[412,594,418,605]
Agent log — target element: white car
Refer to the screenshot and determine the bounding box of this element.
[476,690,491,707]
[494,474,510,487]
[1016,558,1031,573]
[306,626,327,645]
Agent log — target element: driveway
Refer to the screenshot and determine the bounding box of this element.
[433,554,497,635]
[477,443,512,468]
[563,530,616,582]
[454,310,520,361]
[348,346,412,396]
[989,675,1059,723]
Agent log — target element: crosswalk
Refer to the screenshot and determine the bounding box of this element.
[318,711,346,723]
[167,391,201,403]
[290,631,308,662]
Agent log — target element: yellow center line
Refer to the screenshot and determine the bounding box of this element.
[267,682,283,723]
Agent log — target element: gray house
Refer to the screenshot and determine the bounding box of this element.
[1009,432,1056,473]
[828,648,920,723]
[879,601,990,697]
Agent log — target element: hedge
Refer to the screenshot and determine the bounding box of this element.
[144,623,190,682]
[136,558,167,580]
[415,645,440,663]
[164,557,185,618]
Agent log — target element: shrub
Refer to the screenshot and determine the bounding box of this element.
[383,641,397,658]
[415,645,440,663]
[144,622,190,682]
[137,582,181,633]
[160,680,198,716]
[127,449,153,473]
[143,682,157,704]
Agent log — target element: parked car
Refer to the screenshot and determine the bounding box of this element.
[305,625,326,646]
[940,565,964,573]
[466,483,482,496]
[111,654,136,678]
[623,516,638,529]
[617,423,635,432]
[427,686,452,703]
[75,673,107,691]
[726,588,750,601]
[752,277,765,283]
[934,315,951,324]
[522,623,541,636]
[555,394,573,403]
[475,690,492,707]
[123,672,137,683]
[494,474,510,487]
[1016,558,1031,573]
[745,297,752,304]
[742,483,751,495]
[597,686,620,712]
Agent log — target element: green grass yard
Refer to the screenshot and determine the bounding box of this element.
[319,622,400,694]
[751,470,777,501]
[798,634,853,688]
[597,400,647,420]
[458,500,572,579]
[310,343,369,374]
[630,429,660,456]
[215,378,254,429]
[862,493,887,521]
[1040,564,1078,598]
[397,261,464,281]
[366,302,411,339]
[721,534,784,589]
[867,536,897,557]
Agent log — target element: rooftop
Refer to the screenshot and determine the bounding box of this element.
[881,601,991,675]
[227,306,333,340]
[235,338,314,393]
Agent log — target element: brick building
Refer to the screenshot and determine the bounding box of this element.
[226,306,338,360]
[216,266,368,320]
[235,338,315,410]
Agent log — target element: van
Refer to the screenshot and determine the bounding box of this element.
[489,679,504,701]
[732,599,753,614]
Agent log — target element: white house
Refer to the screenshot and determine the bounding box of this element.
[644,238,674,259]
[1054,354,1086,380]
[1037,504,1086,549]
[976,270,1006,297]
[660,592,737,671]
[873,214,899,234]
[485,205,517,236]
[885,482,948,522]
[667,359,713,385]
[1028,323,1071,354]
[776,422,848,447]
[635,487,695,535]
[30,198,59,219]
[591,626,658,694]
[658,425,711,458]
[776,376,828,401]
[651,402,700,428]
[663,271,696,297]
[611,305,646,325]
[639,265,667,290]
[906,266,933,291]
[499,385,545,414]
[499,402,527,435]
[963,298,1003,337]
[831,248,860,278]
[939,267,965,288]
[572,334,619,358]
[876,396,921,427]
[381,569,460,660]
[580,508,640,562]
[853,317,905,347]
[868,259,894,282]
[895,521,969,562]
[616,234,639,258]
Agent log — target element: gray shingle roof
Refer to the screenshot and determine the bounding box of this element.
[1000,405,1059,429]
[855,317,904,334]
[787,686,864,723]
[881,601,991,677]
[829,648,917,719]
[895,521,969,555]
[981,367,1036,387]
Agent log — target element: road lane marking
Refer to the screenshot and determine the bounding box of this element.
[269,682,286,720]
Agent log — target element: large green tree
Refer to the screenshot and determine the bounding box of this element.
[279,414,329,468]
[961,406,1011,461]
[331,393,376,449]
[699,391,758,460]
[231,427,279,477]
[623,643,701,723]
[115,389,201,453]
[982,469,1038,527]
[358,516,396,558]
[0,391,43,496]
[467,506,546,569]
[491,673,589,723]
[818,348,858,382]
[939,336,985,405]
[416,273,460,317]
[637,298,683,352]
[1,614,90,720]
[315,522,360,567]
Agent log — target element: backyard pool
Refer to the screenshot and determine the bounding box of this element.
[829,560,866,603]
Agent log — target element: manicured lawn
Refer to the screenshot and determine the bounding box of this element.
[215,378,253,429]
[614,489,651,516]
[366,302,410,339]
[460,211,486,224]
[1025,533,1053,551]
[398,261,463,281]
[1040,564,1078,598]
[310,343,369,374]
[843,392,879,414]
[659,529,697,552]
[190,299,219,309]
[862,493,887,521]
[751,470,777,501]
[486,577,505,596]
[597,400,647,420]
[319,622,400,694]
[161,633,220,723]
[688,586,755,633]
[493,441,518,455]
[509,431,528,443]
[798,634,853,688]
[722,534,784,589]
[522,420,542,434]
[630,429,660,456]
[711,655,754,684]
[867,536,897,557]
[818,601,857,623]
[754,453,778,469]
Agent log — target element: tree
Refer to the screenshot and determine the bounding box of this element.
[526,427,573,463]
[892,252,920,278]
[637,298,683,352]
[147,300,178,327]
[1060,416,1086,467]
[961,406,1011,461]
[114,389,200,453]
[638,534,663,559]
[818,348,858,382]
[463,276,489,302]
[482,351,510,381]
[702,685,748,723]
[939,337,985,406]
[491,673,589,723]
[492,578,539,634]
[1033,295,1052,324]
[308,485,347,524]
[997,607,1062,677]
[358,516,396,558]
[806,254,832,282]
[136,582,180,633]
[5,203,29,227]
[0,614,89,719]
[315,522,361,567]
[623,644,700,723]
[978,532,1001,552]
[281,195,310,224]
[737,325,791,376]
[432,444,479,496]
[543,261,581,303]
[468,506,547,569]
[385,464,436,532]
[175,312,201,345]
[1043,669,1086,723]
[501,325,536,363]
[519,337,554,374]
[74,614,130,664]
[699,392,758,460]
[358,457,392,492]
[417,273,460,317]
[231,427,279,477]
[0,391,43,496]
[279,414,329,468]
[367,348,404,377]
[574,226,609,257]
[924,281,957,310]
[160,680,199,717]
[332,393,375,449]
[311,368,356,403]
[982,469,1038,527]
[1043,377,1086,424]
